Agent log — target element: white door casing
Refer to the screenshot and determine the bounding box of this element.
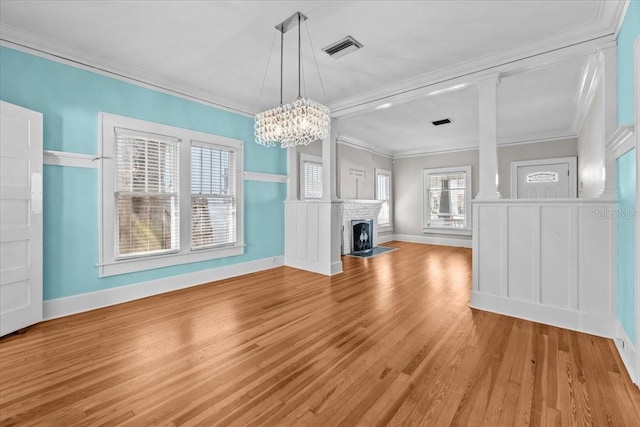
[511,157,577,199]
[0,101,43,336]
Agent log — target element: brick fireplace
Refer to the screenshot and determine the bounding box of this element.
[341,200,383,254]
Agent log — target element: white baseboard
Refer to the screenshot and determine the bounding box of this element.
[393,234,472,248]
[470,291,615,339]
[284,257,343,276]
[43,256,284,320]
[377,234,395,244]
[615,320,639,386]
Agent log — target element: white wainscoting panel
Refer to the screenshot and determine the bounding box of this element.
[476,205,502,296]
[284,201,343,276]
[472,199,616,338]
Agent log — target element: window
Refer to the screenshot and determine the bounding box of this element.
[115,129,180,258]
[423,166,471,234]
[100,113,243,277]
[300,153,323,199]
[375,168,392,229]
[191,142,237,250]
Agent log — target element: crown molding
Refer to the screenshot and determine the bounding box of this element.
[329,0,623,118]
[606,125,635,159]
[336,135,393,158]
[391,130,578,159]
[0,24,255,117]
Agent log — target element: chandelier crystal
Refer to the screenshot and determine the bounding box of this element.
[254,12,330,148]
[255,97,330,148]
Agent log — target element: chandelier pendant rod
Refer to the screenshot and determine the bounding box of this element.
[280,30,283,106]
[298,13,301,99]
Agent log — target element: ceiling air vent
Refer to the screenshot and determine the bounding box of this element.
[322,36,363,58]
[432,118,452,126]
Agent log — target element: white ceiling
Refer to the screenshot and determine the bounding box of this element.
[0,1,625,155]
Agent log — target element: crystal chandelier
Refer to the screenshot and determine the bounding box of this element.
[255,12,331,148]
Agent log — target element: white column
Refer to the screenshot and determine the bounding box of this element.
[286,146,298,201]
[322,118,339,201]
[601,45,618,199]
[476,74,501,200]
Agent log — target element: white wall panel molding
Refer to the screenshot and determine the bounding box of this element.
[284,201,343,276]
[472,199,616,338]
[43,256,284,320]
[43,150,98,168]
[606,124,636,159]
[242,171,287,183]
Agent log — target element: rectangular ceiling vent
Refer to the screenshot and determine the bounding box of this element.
[432,118,452,126]
[322,36,363,58]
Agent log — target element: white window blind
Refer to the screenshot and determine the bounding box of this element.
[425,171,467,228]
[303,161,323,199]
[376,172,391,226]
[191,142,237,249]
[115,128,180,258]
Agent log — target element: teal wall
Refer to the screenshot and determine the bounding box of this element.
[616,0,639,344]
[0,46,287,300]
[617,150,636,344]
[618,0,640,127]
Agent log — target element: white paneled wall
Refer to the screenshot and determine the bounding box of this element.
[284,201,343,276]
[472,199,616,337]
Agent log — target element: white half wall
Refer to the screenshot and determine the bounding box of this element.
[472,199,616,338]
[284,201,343,276]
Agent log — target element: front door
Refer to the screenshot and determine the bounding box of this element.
[512,157,577,199]
[0,101,43,336]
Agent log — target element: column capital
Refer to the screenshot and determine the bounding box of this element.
[475,72,502,88]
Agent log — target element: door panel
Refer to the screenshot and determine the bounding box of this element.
[0,101,43,336]
[512,157,577,199]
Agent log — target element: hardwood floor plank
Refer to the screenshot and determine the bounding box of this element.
[1,242,638,426]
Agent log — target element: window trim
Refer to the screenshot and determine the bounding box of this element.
[99,113,244,277]
[299,153,323,200]
[375,168,392,231]
[422,165,472,235]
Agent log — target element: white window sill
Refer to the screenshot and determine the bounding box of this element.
[378,225,393,233]
[422,227,472,236]
[99,244,244,277]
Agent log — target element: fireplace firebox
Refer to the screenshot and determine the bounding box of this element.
[351,219,374,254]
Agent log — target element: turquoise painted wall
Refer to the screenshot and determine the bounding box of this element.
[616,0,639,344]
[617,150,636,344]
[618,0,640,127]
[0,46,287,300]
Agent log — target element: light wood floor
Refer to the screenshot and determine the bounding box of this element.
[1,242,639,426]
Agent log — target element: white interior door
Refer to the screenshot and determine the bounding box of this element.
[511,157,577,199]
[0,101,43,336]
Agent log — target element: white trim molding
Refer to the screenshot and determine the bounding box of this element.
[44,256,284,320]
[242,171,287,183]
[43,150,99,168]
[336,135,393,158]
[606,124,635,159]
[615,320,639,385]
[0,32,254,117]
[393,233,472,248]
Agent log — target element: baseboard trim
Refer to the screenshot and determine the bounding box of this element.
[615,320,639,386]
[284,257,343,276]
[43,256,285,320]
[470,291,615,339]
[393,234,472,248]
